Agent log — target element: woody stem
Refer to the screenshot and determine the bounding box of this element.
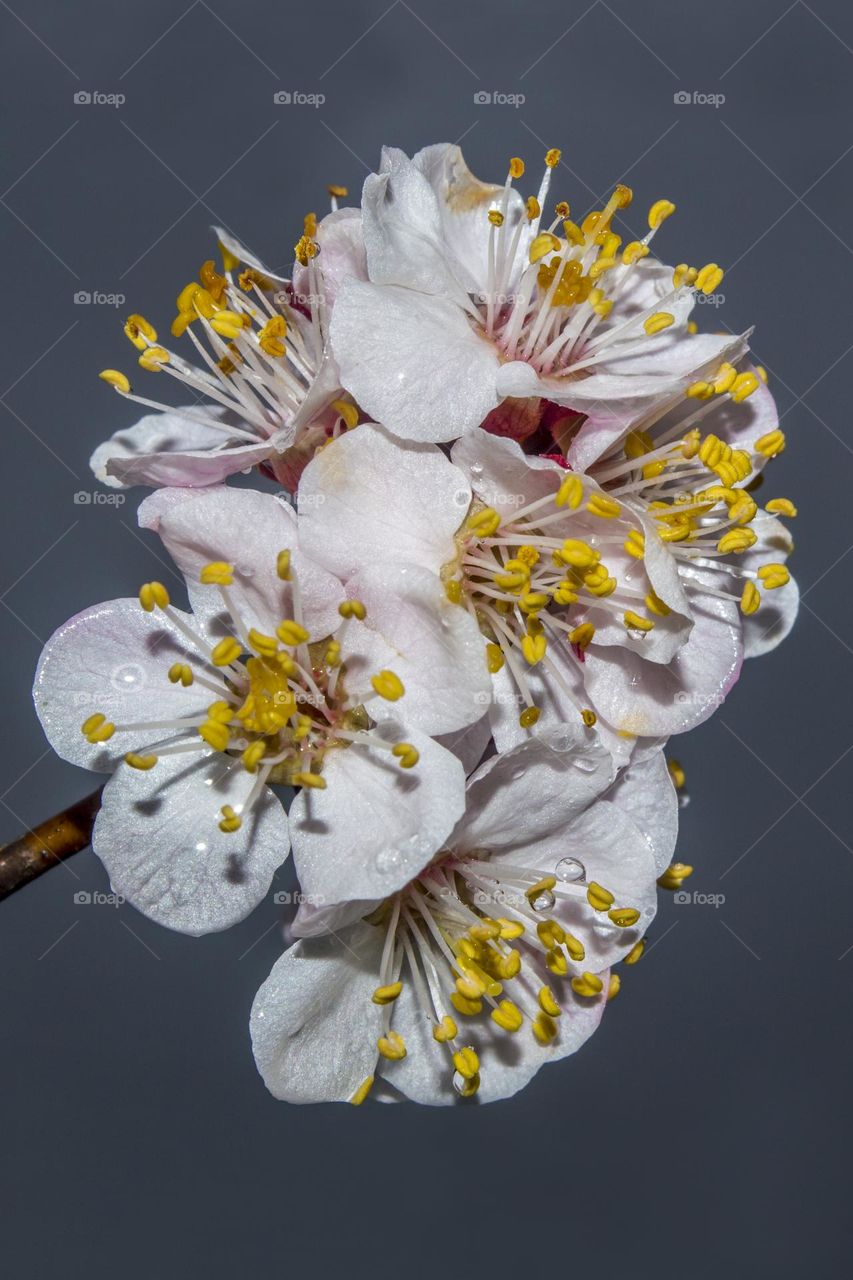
[0,787,104,901]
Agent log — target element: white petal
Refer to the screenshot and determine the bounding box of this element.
[342,560,492,735]
[361,147,458,294]
[289,726,465,907]
[94,752,289,934]
[251,923,386,1104]
[142,486,345,640]
[33,599,211,771]
[213,225,288,285]
[330,281,501,442]
[298,422,467,577]
[607,748,679,875]
[451,428,563,517]
[292,207,366,311]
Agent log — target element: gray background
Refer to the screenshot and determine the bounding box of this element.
[1,0,851,1275]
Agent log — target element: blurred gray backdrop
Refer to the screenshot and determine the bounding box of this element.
[2,1,851,1275]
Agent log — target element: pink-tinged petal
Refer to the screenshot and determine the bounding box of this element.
[299,423,467,577]
[90,407,276,490]
[480,396,543,441]
[33,599,211,772]
[330,280,501,442]
[583,580,743,736]
[342,560,492,736]
[94,752,289,935]
[140,486,345,641]
[289,726,465,908]
[251,923,387,1103]
[451,429,563,518]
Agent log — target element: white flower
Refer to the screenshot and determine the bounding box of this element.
[329,143,746,443]
[90,217,364,493]
[297,422,750,757]
[250,729,677,1105]
[33,486,482,931]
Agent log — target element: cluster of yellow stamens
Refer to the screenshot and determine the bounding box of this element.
[350,849,644,1103]
[80,553,414,832]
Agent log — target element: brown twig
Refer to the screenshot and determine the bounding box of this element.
[0,787,103,901]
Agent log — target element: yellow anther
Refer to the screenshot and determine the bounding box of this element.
[713,362,738,394]
[177,282,201,313]
[99,368,131,395]
[644,311,675,336]
[588,255,617,281]
[695,263,724,295]
[331,398,359,429]
[199,259,227,302]
[467,506,502,537]
[624,529,646,560]
[571,971,604,998]
[609,907,641,928]
[138,345,170,372]
[198,720,230,752]
[349,1076,374,1106]
[452,1046,480,1079]
[211,636,242,667]
[207,700,235,723]
[608,974,622,1001]
[564,932,585,962]
[533,1012,558,1045]
[729,494,758,525]
[538,987,561,1018]
[521,633,547,666]
[765,498,797,518]
[199,560,234,586]
[740,580,761,615]
[247,628,278,658]
[668,759,686,790]
[648,198,676,230]
[485,642,505,674]
[123,314,157,351]
[138,581,170,612]
[758,563,790,590]
[218,804,242,834]
[583,572,617,597]
[497,918,525,942]
[372,981,403,1006]
[168,662,194,687]
[561,218,585,245]
[552,582,579,606]
[545,147,562,168]
[327,183,349,198]
[209,310,246,340]
[371,670,405,701]
[450,991,482,1018]
[555,473,583,509]
[392,742,420,769]
[124,752,157,770]
[622,240,650,266]
[730,371,759,403]
[624,610,655,634]
[657,862,694,890]
[755,429,786,458]
[717,527,757,555]
[537,919,564,948]
[443,579,462,605]
[644,590,670,618]
[433,1015,458,1043]
[292,771,327,790]
[673,263,698,288]
[276,620,310,647]
[529,232,560,263]
[497,949,522,980]
[338,599,367,621]
[624,939,646,966]
[488,209,505,227]
[258,314,287,358]
[241,741,266,773]
[491,1000,524,1033]
[560,538,600,569]
[519,705,541,729]
[581,709,597,728]
[546,948,568,977]
[682,429,702,459]
[526,195,541,221]
[587,881,615,912]
[686,380,714,400]
[294,234,319,266]
[568,623,595,651]
[586,493,621,519]
[377,1030,407,1061]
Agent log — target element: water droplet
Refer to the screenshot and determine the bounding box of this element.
[469,463,484,478]
[237,564,255,579]
[643,905,655,919]
[678,791,691,810]
[531,889,556,913]
[452,1070,478,1097]
[555,856,585,882]
[572,757,597,774]
[375,848,402,875]
[194,841,208,853]
[511,767,525,782]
